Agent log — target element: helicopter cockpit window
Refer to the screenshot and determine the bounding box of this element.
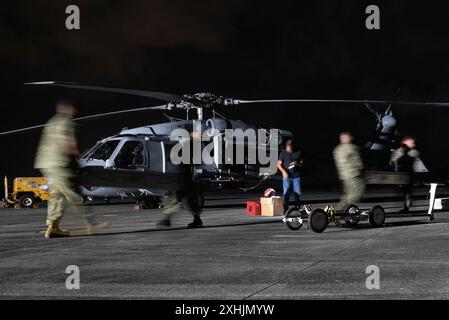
[83,140,120,161]
[115,141,145,168]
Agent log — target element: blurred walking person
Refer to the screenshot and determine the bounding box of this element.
[333,132,365,211]
[157,131,203,228]
[35,100,100,238]
[390,136,420,213]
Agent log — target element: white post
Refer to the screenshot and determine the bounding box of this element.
[4,176,8,199]
[197,107,203,121]
[427,183,438,216]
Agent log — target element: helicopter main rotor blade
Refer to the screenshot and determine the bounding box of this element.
[74,104,169,121]
[0,124,55,137]
[0,104,168,137]
[24,81,182,102]
[232,99,449,107]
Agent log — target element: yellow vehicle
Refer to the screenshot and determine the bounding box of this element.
[3,176,49,208]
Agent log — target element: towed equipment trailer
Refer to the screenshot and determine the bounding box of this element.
[283,183,446,233]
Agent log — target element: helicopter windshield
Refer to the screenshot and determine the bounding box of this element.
[115,140,145,168]
[80,140,120,161]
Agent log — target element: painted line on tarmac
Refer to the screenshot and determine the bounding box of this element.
[243,227,388,300]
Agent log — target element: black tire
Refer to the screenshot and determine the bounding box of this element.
[369,205,386,227]
[19,194,35,209]
[285,207,303,231]
[344,205,360,228]
[309,209,328,233]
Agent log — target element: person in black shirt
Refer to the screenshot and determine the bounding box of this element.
[277,139,303,212]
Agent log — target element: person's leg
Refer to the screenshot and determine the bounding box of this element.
[404,184,413,210]
[42,170,62,227]
[158,191,181,227]
[44,170,70,238]
[283,178,291,212]
[64,189,107,235]
[182,192,203,228]
[55,172,88,222]
[346,177,365,205]
[355,177,366,203]
[346,178,358,207]
[292,177,302,208]
[336,179,351,211]
[46,188,64,227]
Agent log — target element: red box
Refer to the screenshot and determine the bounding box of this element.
[246,201,261,216]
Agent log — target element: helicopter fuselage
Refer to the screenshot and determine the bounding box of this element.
[77,118,293,202]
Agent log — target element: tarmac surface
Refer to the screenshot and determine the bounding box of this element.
[1,191,449,299]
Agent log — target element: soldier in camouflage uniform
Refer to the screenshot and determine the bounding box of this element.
[157,130,203,228]
[333,132,366,211]
[390,136,419,213]
[35,101,96,238]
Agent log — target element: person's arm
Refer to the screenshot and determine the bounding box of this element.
[292,151,304,168]
[277,156,289,179]
[63,140,79,156]
[333,147,344,179]
[408,149,420,158]
[56,120,79,157]
[293,159,304,168]
[352,147,364,171]
[390,148,403,171]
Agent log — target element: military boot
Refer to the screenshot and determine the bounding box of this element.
[45,223,70,238]
[187,216,203,228]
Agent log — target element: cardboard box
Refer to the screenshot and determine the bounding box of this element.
[246,201,261,216]
[260,197,284,216]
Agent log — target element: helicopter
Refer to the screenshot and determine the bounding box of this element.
[2,81,448,208]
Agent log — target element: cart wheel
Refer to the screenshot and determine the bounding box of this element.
[309,208,328,233]
[19,194,35,209]
[285,207,304,231]
[369,205,386,227]
[344,205,360,227]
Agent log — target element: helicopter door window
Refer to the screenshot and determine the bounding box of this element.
[88,140,120,161]
[115,141,145,169]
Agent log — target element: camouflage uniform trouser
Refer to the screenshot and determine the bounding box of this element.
[338,176,366,210]
[42,168,93,226]
[162,191,182,216]
[401,182,413,209]
[162,191,201,217]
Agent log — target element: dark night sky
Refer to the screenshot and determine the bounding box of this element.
[2,0,449,184]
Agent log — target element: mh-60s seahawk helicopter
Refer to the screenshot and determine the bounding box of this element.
[2,82,447,209]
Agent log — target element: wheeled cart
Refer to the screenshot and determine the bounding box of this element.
[283,204,386,233]
[283,183,447,233]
